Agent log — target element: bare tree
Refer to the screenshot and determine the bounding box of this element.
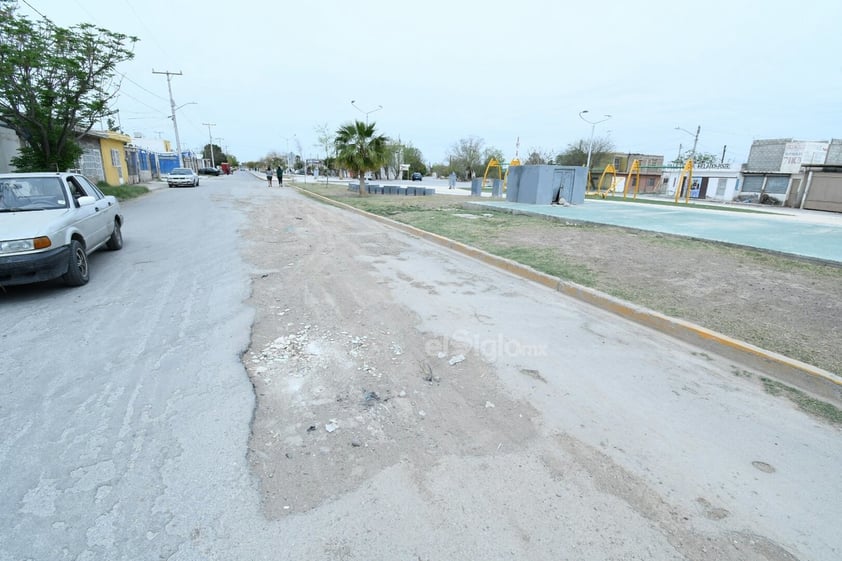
[447,136,485,179]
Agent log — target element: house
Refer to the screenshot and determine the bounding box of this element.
[607,153,664,195]
[0,122,23,173]
[661,162,742,202]
[741,138,842,208]
[78,129,132,185]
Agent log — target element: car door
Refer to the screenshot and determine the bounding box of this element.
[66,175,110,247]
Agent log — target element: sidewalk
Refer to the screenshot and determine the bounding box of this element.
[470,198,842,264]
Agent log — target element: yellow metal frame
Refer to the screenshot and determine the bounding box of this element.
[594,164,617,198]
[673,158,694,204]
[482,157,503,189]
[623,159,641,199]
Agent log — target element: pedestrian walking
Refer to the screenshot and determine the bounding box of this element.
[449,171,457,189]
[276,165,283,186]
[266,168,273,187]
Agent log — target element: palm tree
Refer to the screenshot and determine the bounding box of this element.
[334,120,388,196]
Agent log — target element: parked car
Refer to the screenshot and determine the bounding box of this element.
[197,167,221,176]
[167,167,199,187]
[0,172,123,287]
[411,172,423,181]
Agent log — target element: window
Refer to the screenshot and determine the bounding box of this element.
[741,176,764,192]
[78,175,104,200]
[764,176,789,194]
[66,176,88,200]
[110,149,121,167]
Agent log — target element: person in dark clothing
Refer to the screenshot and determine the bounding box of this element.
[276,165,283,186]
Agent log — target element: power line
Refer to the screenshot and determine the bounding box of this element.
[120,73,169,102]
[116,89,168,115]
[19,0,50,20]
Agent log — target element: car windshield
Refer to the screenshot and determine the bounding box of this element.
[171,168,192,175]
[0,177,69,211]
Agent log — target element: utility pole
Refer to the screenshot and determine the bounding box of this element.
[690,125,700,162]
[203,123,216,168]
[153,69,184,167]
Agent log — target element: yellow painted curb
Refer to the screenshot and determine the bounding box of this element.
[296,187,842,405]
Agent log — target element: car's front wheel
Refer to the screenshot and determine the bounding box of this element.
[106,219,123,250]
[62,240,89,286]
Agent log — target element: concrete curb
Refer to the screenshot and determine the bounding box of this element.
[296,187,842,406]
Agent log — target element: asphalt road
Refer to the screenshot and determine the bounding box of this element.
[0,175,262,559]
[1,172,840,560]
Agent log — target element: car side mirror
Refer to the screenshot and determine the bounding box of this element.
[77,196,96,207]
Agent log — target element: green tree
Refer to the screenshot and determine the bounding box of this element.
[668,151,720,167]
[525,147,554,165]
[0,7,137,171]
[334,120,388,196]
[203,143,225,166]
[402,145,426,175]
[384,141,426,179]
[555,137,614,168]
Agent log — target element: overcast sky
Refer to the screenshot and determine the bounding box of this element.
[20,0,842,166]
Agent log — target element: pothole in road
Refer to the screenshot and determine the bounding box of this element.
[751,460,776,473]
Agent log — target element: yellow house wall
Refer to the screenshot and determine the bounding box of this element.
[98,134,131,185]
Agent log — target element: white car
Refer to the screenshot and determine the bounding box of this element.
[0,172,123,287]
[167,167,199,187]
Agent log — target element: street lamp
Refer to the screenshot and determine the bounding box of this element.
[675,125,701,162]
[579,110,611,170]
[351,100,383,124]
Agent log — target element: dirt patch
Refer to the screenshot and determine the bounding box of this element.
[241,194,538,518]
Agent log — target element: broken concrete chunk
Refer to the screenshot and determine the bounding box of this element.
[448,354,465,365]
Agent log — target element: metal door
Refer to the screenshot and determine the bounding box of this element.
[553,169,575,203]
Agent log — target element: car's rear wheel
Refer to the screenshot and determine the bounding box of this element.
[62,240,89,286]
[106,219,123,250]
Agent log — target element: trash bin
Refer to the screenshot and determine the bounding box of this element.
[471,178,483,196]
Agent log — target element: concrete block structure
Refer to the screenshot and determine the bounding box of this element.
[506,165,587,205]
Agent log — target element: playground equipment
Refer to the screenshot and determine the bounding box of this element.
[482,157,503,188]
[623,159,641,199]
[481,156,522,194]
[673,158,694,204]
[591,164,617,198]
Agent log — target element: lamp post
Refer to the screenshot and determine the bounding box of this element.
[578,110,611,170]
[675,125,700,162]
[351,100,383,124]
